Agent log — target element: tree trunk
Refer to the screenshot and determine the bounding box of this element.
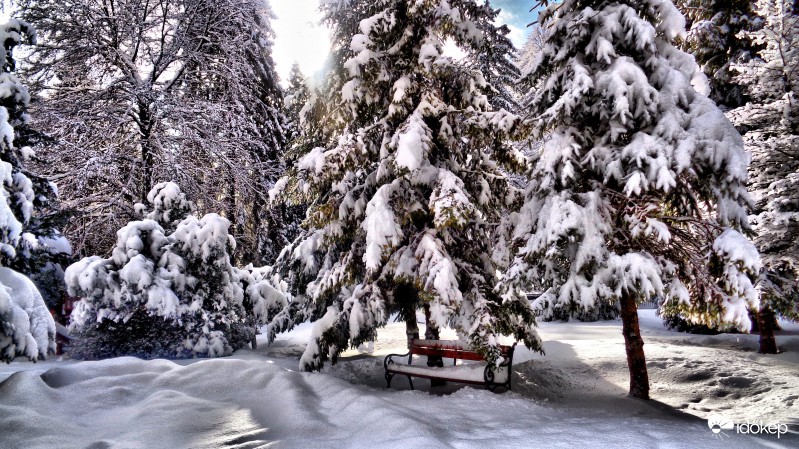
[758,306,778,354]
[396,284,419,348]
[424,304,445,387]
[252,194,264,264]
[404,309,419,348]
[226,173,242,265]
[620,291,649,399]
[138,101,155,204]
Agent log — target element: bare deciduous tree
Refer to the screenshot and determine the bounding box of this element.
[19,0,288,261]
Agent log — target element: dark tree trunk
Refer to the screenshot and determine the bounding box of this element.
[758,306,778,354]
[620,291,649,399]
[404,308,419,348]
[751,307,781,333]
[138,101,155,204]
[252,193,265,264]
[396,284,419,348]
[424,304,445,387]
[226,174,245,265]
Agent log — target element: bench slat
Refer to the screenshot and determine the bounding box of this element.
[410,346,485,361]
[387,363,508,384]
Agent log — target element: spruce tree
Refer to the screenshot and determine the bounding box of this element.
[506,0,759,399]
[728,0,799,353]
[284,63,311,144]
[676,0,763,108]
[272,0,540,371]
[0,19,57,362]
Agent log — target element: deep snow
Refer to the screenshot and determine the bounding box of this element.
[0,310,797,448]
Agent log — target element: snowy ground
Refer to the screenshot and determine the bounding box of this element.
[1,310,797,448]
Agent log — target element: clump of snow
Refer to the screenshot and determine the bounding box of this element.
[297,147,326,175]
[0,267,55,362]
[711,230,762,329]
[135,181,195,232]
[393,111,430,172]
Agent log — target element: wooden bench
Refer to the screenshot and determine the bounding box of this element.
[383,339,516,392]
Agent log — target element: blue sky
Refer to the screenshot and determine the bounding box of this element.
[491,0,540,48]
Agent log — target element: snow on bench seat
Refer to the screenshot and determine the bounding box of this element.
[387,362,509,384]
[384,339,515,391]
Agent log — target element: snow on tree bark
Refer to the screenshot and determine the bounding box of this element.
[272,0,540,371]
[506,0,760,398]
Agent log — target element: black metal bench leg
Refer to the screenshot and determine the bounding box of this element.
[386,373,394,388]
[408,376,414,390]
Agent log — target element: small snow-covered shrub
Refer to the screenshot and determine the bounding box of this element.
[239,264,291,344]
[66,183,287,360]
[0,267,55,362]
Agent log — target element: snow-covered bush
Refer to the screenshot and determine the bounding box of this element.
[67,183,286,359]
[134,181,195,233]
[505,0,759,399]
[0,267,55,362]
[239,264,291,345]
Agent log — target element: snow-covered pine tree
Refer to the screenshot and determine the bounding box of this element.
[252,61,307,267]
[65,219,185,359]
[67,182,286,359]
[0,19,56,362]
[271,0,540,371]
[728,0,799,353]
[471,9,522,114]
[282,77,340,173]
[676,0,763,108]
[506,0,759,399]
[284,63,311,145]
[233,1,297,267]
[0,18,72,315]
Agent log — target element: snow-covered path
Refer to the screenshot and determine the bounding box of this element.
[1,311,797,448]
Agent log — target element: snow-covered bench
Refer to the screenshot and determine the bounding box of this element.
[383,339,515,392]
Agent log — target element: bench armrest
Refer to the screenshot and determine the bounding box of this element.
[384,351,412,371]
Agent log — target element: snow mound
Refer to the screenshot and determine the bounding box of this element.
[0,356,777,449]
